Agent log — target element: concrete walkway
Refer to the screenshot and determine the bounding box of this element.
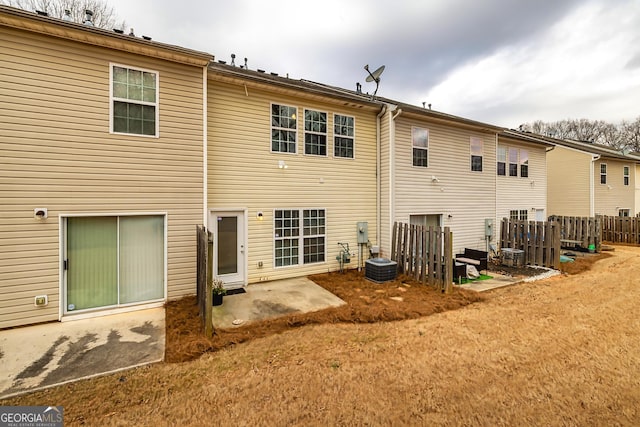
[0,308,165,399]
[212,277,346,329]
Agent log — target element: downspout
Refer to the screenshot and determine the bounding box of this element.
[203,65,208,226]
[590,154,601,217]
[389,106,402,253]
[376,104,387,250]
[494,132,498,253]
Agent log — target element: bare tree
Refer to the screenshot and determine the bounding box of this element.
[622,117,640,152]
[1,0,125,30]
[522,116,640,152]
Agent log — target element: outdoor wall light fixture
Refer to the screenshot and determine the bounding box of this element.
[257,211,264,220]
[278,160,288,169]
[431,175,439,183]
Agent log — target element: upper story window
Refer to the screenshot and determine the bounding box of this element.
[412,127,429,167]
[600,163,607,184]
[271,104,297,153]
[623,166,630,186]
[334,114,355,158]
[508,148,518,177]
[470,137,483,172]
[520,150,529,178]
[111,64,158,136]
[304,110,327,156]
[497,146,506,176]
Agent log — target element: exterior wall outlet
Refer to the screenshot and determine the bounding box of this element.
[258,261,264,268]
[34,295,48,307]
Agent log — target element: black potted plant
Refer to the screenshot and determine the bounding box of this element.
[212,277,226,306]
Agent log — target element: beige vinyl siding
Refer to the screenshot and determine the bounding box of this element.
[496,136,547,229]
[0,26,204,328]
[391,116,497,254]
[207,78,377,283]
[546,146,593,216]
[594,160,635,216]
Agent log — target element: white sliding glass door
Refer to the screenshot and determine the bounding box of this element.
[65,215,165,314]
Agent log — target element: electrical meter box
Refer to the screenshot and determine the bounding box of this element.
[357,221,368,244]
[484,218,494,237]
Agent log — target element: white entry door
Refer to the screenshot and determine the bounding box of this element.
[210,210,246,288]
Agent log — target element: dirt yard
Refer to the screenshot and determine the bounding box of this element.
[3,247,640,426]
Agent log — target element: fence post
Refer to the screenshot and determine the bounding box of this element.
[391,221,398,262]
[443,227,453,294]
[205,231,213,338]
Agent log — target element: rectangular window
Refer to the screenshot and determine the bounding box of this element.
[271,104,297,153]
[619,209,630,217]
[519,210,528,220]
[509,210,519,220]
[412,127,429,167]
[624,166,630,186]
[497,146,506,176]
[520,149,529,178]
[303,209,326,263]
[334,114,354,158]
[304,109,327,156]
[111,65,158,136]
[508,148,518,177]
[274,209,325,267]
[470,137,483,172]
[600,163,607,184]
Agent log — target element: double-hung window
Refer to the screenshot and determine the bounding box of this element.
[271,104,297,153]
[470,137,483,172]
[520,150,529,178]
[274,209,325,267]
[623,166,630,186]
[508,148,518,177]
[304,110,327,156]
[497,146,506,176]
[600,163,607,184]
[334,114,354,158]
[111,65,158,136]
[412,127,429,167]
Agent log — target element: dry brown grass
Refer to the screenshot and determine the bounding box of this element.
[165,269,483,363]
[4,248,640,426]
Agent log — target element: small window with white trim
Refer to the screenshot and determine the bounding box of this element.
[470,137,483,172]
[412,127,429,167]
[508,148,518,177]
[271,104,297,153]
[497,146,506,176]
[274,209,326,267]
[520,149,529,178]
[600,163,607,184]
[304,109,327,156]
[334,114,355,158]
[111,64,158,136]
[623,166,630,186]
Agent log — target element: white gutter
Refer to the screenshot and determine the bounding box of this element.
[376,104,387,248]
[203,65,208,225]
[389,106,402,253]
[590,154,601,217]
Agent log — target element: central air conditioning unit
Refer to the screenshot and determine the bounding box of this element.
[502,248,525,267]
[365,258,398,283]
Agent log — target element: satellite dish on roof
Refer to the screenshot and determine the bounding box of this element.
[364,64,385,99]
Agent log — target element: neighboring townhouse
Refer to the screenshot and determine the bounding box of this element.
[0,6,212,328]
[546,138,640,217]
[496,130,554,224]
[377,103,549,256]
[206,63,381,286]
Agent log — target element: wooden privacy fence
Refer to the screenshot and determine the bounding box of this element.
[500,219,561,269]
[601,215,640,244]
[547,215,601,252]
[391,222,453,293]
[196,225,213,338]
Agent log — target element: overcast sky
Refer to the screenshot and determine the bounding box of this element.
[107,0,640,128]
